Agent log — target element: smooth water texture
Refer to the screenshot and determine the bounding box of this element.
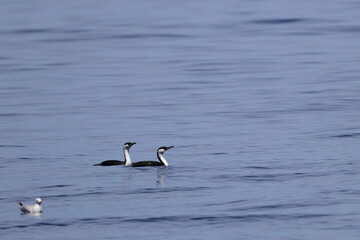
[1,1,360,239]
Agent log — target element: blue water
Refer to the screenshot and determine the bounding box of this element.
[1,1,360,239]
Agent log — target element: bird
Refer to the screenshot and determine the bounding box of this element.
[19,198,42,214]
[93,142,136,166]
[132,146,174,167]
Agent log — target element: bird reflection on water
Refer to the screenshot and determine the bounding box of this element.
[20,212,42,219]
[156,167,169,186]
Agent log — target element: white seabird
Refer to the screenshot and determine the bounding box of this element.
[19,198,42,214]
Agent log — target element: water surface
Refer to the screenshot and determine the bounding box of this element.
[1,1,360,239]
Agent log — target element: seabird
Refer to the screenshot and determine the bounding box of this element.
[132,146,173,167]
[19,198,42,214]
[94,142,136,166]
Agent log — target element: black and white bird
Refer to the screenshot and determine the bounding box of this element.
[94,142,136,166]
[19,198,42,214]
[132,146,174,167]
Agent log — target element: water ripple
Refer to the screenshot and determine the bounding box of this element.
[40,185,74,189]
[249,18,306,25]
[0,213,334,231]
[0,145,25,148]
[108,33,194,40]
[332,133,360,138]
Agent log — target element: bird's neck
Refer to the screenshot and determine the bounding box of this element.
[34,203,42,211]
[157,151,169,166]
[123,148,132,166]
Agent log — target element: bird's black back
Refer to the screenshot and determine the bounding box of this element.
[93,160,124,166]
[131,161,163,167]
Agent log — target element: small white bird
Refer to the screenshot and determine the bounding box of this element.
[19,198,42,214]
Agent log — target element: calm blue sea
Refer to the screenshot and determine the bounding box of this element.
[1,1,360,239]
